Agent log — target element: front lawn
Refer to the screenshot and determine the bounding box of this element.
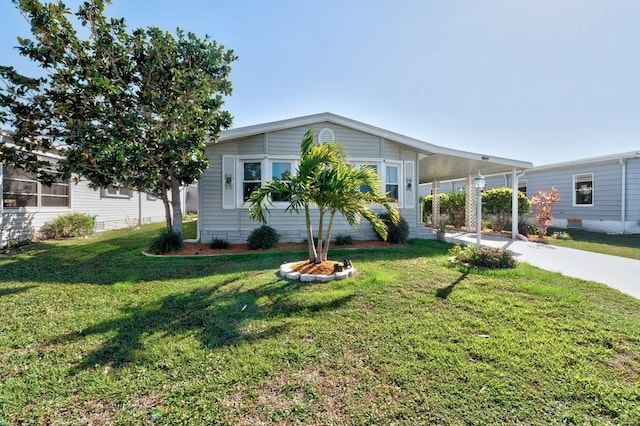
[547,227,640,260]
[1,224,639,424]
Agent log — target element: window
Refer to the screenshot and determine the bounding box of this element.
[101,187,133,198]
[574,173,593,206]
[385,164,400,201]
[518,179,527,195]
[2,165,69,208]
[242,161,262,202]
[271,161,292,202]
[356,163,379,193]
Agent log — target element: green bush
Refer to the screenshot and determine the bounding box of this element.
[40,212,94,240]
[334,234,354,246]
[442,191,466,228]
[449,244,517,269]
[147,230,184,254]
[421,193,447,224]
[482,187,532,233]
[247,225,280,250]
[209,238,231,249]
[552,231,572,240]
[377,212,409,244]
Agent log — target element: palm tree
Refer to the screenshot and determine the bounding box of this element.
[317,163,399,262]
[247,127,399,264]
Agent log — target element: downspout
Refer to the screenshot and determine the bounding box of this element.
[620,159,626,234]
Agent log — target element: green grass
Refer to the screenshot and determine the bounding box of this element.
[547,227,640,260]
[1,224,639,424]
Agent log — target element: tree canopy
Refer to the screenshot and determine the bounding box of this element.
[0,0,237,236]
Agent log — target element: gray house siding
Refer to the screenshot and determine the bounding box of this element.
[199,121,426,244]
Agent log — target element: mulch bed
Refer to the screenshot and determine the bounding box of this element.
[176,240,392,256]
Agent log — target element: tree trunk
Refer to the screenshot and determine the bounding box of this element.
[304,204,317,263]
[170,178,183,239]
[322,211,336,261]
[161,195,172,232]
[315,208,325,264]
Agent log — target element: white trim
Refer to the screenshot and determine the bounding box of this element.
[404,161,415,209]
[573,172,594,207]
[383,160,402,206]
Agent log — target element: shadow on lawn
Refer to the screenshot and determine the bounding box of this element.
[0,231,451,285]
[53,276,354,371]
[436,271,469,299]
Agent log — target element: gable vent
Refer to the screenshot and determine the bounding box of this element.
[317,128,335,143]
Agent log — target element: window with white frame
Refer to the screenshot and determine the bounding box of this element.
[2,165,69,208]
[574,173,593,206]
[385,164,400,201]
[101,187,133,199]
[270,161,293,202]
[242,161,262,202]
[354,162,379,194]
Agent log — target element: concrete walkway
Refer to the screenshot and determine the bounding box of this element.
[446,231,640,300]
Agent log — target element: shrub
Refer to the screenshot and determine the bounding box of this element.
[334,234,354,246]
[377,212,409,244]
[210,238,231,249]
[531,187,561,237]
[147,230,184,254]
[247,225,280,250]
[421,193,447,224]
[552,231,572,240]
[449,244,517,269]
[443,190,467,228]
[482,187,532,233]
[40,212,94,240]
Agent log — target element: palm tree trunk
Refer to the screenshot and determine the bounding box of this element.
[315,208,325,264]
[322,211,337,261]
[304,204,317,263]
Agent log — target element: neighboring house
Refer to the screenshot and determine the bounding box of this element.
[421,150,640,234]
[198,113,532,243]
[0,132,184,246]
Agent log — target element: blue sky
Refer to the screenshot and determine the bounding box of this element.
[1,0,639,166]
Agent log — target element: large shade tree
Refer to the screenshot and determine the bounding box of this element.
[0,0,236,237]
[248,128,399,264]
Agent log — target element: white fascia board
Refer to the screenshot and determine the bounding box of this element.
[533,150,640,171]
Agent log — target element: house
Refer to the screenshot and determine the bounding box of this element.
[421,150,640,234]
[197,113,532,243]
[0,131,189,246]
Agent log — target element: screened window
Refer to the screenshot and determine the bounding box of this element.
[574,173,594,206]
[386,165,400,201]
[242,161,262,202]
[2,165,69,208]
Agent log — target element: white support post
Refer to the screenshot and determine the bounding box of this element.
[512,169,518,240]
[432,180,440,227]
[465,175,476,230]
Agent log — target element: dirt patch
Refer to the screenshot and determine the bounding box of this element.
[175,240,391,257]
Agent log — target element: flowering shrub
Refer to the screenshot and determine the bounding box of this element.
[531,187,560,238]
[449,244,517,269]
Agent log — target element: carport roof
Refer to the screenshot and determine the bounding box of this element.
[217,112,532,182]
